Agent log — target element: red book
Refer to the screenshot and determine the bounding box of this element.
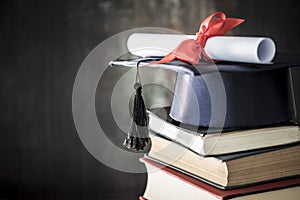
[140,157,300,200]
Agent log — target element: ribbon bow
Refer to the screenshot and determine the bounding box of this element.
[153,12,244,65]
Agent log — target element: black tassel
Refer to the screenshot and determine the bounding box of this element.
[123,61,150,151]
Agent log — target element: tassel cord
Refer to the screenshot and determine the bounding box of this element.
[123,59,159,151]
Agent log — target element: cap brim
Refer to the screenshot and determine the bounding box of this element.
[110,53,300,75]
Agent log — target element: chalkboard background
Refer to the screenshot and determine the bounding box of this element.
[1,0,300,199]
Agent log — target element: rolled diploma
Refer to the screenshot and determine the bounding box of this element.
[127,33,276,64]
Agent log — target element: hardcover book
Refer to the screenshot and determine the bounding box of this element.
[148,133,300,188]
[140,157,300,199]
[148,107,300,156]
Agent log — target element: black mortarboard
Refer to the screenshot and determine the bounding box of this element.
[111,53,299,130]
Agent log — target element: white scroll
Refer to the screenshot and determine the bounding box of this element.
[127,33,276,64]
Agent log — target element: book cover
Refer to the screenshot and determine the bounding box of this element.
[140,157,300,199]
[148,107,300,156]
[148,134,300,188]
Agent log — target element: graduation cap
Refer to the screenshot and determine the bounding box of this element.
[113,54,298,126]
[112,55,300,152]
[113,12,299,151]
[162,56,298,128]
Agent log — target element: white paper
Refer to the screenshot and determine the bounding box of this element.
[127,33,276,64]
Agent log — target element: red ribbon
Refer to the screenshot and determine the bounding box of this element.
[152,12,244,65]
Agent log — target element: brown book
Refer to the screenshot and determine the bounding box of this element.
[148,134,300,188]
[140,157,300,200]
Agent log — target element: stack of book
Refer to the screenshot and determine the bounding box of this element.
[139,107,300,199]
[135,57,300,199]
